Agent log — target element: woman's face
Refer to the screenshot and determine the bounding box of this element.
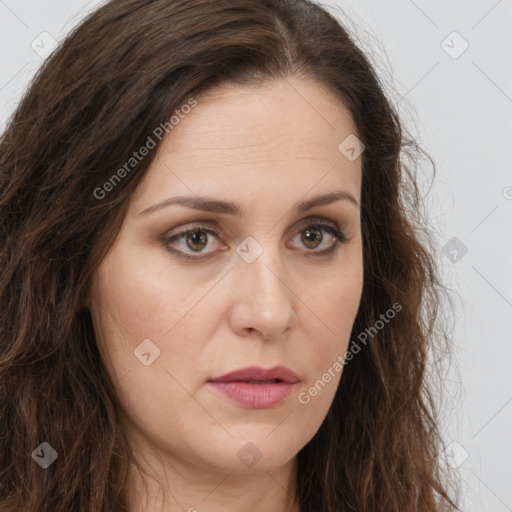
[88,77,363,476]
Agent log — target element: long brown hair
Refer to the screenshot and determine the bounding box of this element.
[0,0,460,510]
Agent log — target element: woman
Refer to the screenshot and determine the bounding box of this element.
[0,0,459,510]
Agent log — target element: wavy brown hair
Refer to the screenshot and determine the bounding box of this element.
[0,0,460,510]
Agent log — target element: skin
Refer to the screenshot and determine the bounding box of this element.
[87,76,364,512]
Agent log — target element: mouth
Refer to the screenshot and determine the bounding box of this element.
[208,365,299,384]
[207,366,299,408]
[238,379,281,384]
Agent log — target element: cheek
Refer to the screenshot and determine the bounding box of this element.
[309,268,363,343]
[92,246,193,346]
[90,248,214,395]
[301,267,362,394]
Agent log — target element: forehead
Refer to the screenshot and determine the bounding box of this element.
[131,77,362,212]
[169,78,356,156]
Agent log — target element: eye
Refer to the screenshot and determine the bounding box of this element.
[163,226,226,260]
[162,219,347,261]
[287,222,346,257]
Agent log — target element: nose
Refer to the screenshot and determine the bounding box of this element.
[227,243,298,341]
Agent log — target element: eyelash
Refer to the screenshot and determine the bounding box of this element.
[161,219,348,262]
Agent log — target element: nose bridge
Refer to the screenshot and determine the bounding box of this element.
[238,237,287,300]
[229,235,297,338]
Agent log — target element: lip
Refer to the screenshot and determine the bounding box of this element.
[208,365,299,409]
[209,365,299,384]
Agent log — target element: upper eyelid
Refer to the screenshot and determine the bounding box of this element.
[165,214,343,238]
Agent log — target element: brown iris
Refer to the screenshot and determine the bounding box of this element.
[186,229,208,252]
[301,227,323,249]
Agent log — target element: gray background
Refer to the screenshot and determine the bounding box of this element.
[1,1,511,510]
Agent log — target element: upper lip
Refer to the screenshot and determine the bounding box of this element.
[209,365,299,384]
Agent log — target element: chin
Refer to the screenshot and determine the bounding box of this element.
[199,434,303,474]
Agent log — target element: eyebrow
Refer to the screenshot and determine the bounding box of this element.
[137,190,359,218]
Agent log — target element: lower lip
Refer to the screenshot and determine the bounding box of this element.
[207,381,297,408]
